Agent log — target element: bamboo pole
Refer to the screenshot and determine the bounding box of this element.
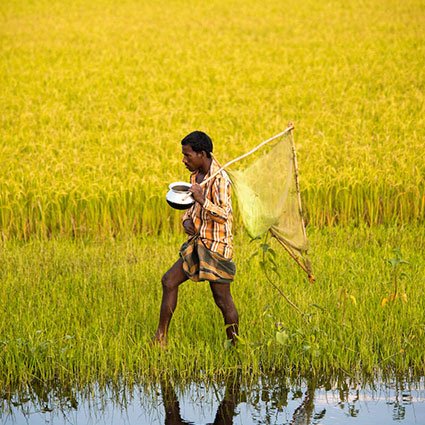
[201,125,294,187]
[182,125,295,202]
[270,124,315,283]
[210,152,223,169]
[289,124,308,243]
[270,229,315,283]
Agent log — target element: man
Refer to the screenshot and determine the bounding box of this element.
[153,131,238,347]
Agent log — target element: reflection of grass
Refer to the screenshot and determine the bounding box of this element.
[1,226,424,386]
[1,0,424,238]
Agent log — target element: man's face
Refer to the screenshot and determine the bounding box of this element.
[182,144,204,172]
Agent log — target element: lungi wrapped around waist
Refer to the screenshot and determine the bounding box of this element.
[180,236,236,284]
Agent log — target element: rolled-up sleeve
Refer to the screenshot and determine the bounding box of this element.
[202,175,231,224]
[181,209,191,223]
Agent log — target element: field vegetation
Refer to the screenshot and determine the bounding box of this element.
[1,227,424,386]
[1,0,424,238]
[0,0,424,387]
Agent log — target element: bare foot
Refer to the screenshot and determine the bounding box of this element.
[149,335,168,349]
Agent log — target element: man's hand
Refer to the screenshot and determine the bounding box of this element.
[189,183,205,205]
[183,219,196,236]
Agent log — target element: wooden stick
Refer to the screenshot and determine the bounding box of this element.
[182,125,294,201]
[210,152,223,169]
[270,228,315,283]
[289,125,308,244]
[200,125,294,188]
[271,128,314,283]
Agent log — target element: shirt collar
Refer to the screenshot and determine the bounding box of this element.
[191,158,219,184]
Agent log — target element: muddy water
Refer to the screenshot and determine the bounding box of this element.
[1,376,424,424]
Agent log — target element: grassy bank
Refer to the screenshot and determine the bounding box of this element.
[1,0,424,238]
[1,0,424,387]
[1,226,424,386]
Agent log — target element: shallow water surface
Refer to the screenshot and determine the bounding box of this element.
[1,376,424,424]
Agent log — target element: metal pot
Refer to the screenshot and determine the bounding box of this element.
[166,182,195,210]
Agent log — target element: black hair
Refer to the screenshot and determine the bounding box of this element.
[181,131,213,158]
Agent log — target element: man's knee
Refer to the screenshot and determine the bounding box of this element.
[161,259,187,291]
[212,288,231,311]
[161,272,177,291]
[213,293,226,310]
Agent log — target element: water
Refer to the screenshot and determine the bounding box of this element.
[1,376,424,424]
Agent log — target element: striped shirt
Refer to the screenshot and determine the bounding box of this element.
[182,159,233,259]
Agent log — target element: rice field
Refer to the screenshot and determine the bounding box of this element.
[0,0,424,389]
[1,227,424,386]
[1,0,424,239]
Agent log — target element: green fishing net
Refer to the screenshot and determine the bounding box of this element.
[224,131,312,274]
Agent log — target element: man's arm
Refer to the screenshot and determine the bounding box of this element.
[202,175,231,224]
[181,210,196,235]
[181,209,191,224]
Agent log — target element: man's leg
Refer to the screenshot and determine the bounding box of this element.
[153,258,188,346]
[209,282,239,343]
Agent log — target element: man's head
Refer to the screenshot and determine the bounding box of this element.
[181,131,213,172]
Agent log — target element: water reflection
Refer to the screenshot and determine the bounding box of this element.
[161,375,240,425]
[1,375,424,424]
[160,376,320,425]
[290,385,317,425]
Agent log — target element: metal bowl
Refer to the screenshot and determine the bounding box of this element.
[166,182,195,210]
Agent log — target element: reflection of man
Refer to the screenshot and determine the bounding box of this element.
[153,131,238,347]
[291,379,322,425]
[160,375,240,425]
[291,389,314,425]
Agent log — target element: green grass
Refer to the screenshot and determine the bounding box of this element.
[1,0,424,238]
[1,226,424,386]
[0,0,424,389]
